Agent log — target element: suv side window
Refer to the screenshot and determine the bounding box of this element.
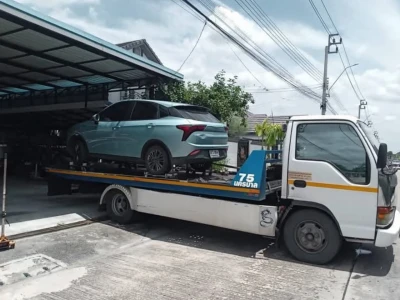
[296,123,369,185]
[159,105,170,118]
[99,101,134,121]
[130,101,158,120]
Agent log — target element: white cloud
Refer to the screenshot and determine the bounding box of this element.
[385,115,397,121]
[13,0,400,150]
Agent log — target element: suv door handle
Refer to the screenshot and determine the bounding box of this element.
[147,123,154,128]
[112,126,120,130]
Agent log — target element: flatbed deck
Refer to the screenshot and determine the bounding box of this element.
[47,150,282,202]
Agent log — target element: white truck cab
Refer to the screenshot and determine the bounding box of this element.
[280,115,399,262]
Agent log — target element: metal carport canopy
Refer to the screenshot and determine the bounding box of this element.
[0,0,183,98]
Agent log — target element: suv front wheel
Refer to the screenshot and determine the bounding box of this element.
[70,139,88,165]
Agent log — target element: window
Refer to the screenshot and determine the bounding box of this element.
[99,101,134,121]
[130,101,158,120]
[159,105,170,118]
[296,123,369,185]
[172,105,221,122]
[358,121,379,154]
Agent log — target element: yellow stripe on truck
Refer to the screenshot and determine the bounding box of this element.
[287,179,378,193]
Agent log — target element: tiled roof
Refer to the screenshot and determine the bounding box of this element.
[246,113,304,132]
[116,39,163,65]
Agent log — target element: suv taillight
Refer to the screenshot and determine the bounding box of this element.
[176,125,206,141]
[377,206,395,227]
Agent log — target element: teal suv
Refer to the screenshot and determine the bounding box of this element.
[67,100,228,175]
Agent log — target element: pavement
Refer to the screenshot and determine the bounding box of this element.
[0,177,398,299]
[3,177,105,237]
[0,216,398,300]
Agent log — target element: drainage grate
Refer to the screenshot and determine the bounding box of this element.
[0,254,66,286]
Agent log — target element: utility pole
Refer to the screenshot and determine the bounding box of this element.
[358,99,367,119]
[321,34,342,115]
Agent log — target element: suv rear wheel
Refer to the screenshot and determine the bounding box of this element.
[144,145,170,175]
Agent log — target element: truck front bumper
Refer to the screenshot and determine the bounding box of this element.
[375,210,400,247]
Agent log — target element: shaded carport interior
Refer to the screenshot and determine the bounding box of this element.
[0,0,183,233]
[0,0,183,132]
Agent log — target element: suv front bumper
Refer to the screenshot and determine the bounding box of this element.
[375,210,400,247]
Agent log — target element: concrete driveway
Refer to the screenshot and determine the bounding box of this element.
[3,177,105,237]
[0,216,397,300]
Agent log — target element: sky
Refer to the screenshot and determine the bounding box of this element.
[15,0,400,151]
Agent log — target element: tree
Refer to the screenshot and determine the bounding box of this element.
[255,119,284,149]
[227,116,248,137]
[163,70,254,124]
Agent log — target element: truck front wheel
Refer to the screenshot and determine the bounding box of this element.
[283,209,342,265]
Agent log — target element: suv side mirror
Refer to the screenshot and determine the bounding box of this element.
[92,114,100,124]
[377,143,388,169]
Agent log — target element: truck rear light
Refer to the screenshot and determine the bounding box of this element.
[176,125,206,141]
[377,206,395,227]
[224,126,229,132]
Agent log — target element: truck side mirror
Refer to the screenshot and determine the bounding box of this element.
[377,143,388,169]
[92,114,100,124]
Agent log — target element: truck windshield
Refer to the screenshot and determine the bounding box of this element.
[358,121,379,154]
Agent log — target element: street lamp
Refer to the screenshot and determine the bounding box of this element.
[328,63,359,94]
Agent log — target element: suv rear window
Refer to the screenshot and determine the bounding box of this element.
[172,105,221,122]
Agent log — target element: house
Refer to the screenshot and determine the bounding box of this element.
[227,113,299,169]
[243,112,293,140]
[109,39,163,102]
[116,39,163,65]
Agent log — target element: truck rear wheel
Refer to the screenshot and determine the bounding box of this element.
[105,189,137,224]
[283,209,342,265]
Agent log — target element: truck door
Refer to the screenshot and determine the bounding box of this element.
[287,121,378,241]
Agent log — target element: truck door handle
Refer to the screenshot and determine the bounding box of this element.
[147,123,154,128]
[112,126,120,130]
[293,180,307,188]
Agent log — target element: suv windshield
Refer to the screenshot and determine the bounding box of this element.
[358,121,379,154]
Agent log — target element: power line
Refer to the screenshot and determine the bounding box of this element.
[307,0,349,114]
[226,43,269,90]
[188,0,330,109]
[169,0,204,22]
[319,0,372,118]
[177,21,207,72]
[170,0,268,88]
[337,50,360,99]
[309,0,331,34]
[319,0,338,33]
[235,0,323,83]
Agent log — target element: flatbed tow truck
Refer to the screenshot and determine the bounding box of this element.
[47,115,400,264]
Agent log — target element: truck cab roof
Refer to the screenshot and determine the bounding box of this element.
[290,115,359,123]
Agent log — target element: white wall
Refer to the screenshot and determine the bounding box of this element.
[227,141,263,172]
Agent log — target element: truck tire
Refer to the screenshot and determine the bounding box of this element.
[283,209,342,265]
[105,189,137,224]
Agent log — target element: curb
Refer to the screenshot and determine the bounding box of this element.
[8,215,109,240]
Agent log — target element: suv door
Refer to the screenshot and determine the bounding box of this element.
[115,101,159,158]
[85,101,134,156]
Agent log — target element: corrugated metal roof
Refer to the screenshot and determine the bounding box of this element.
[0,0,183,97]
